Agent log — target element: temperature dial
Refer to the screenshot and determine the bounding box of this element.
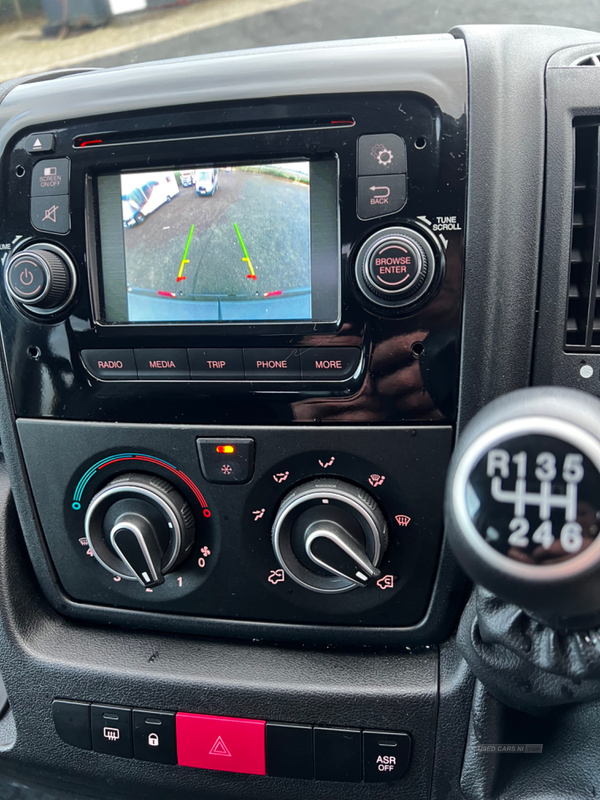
[85,473,195,587]
[272,478,388,593]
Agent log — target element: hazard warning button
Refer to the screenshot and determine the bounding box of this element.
[176,712,266,774]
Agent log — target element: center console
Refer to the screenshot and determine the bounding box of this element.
[0,37,467,647]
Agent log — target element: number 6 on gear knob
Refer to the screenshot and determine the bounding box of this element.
[445,386,600,629]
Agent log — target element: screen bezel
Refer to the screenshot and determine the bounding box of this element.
[90,155,341,334]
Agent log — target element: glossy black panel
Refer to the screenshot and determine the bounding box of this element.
[1,91,466,425]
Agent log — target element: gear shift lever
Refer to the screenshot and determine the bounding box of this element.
[446,386,600,629]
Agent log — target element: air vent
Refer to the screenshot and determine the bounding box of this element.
[572,53,600,66]
[565,124,600,349]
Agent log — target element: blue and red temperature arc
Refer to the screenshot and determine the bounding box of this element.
[71,453,211,517]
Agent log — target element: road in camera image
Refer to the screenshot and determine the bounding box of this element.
[121,163,311,322]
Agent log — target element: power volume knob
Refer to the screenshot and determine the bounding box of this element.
[355,226,438,309]
[5,245,75,314]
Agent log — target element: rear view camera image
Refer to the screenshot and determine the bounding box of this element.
[119,162,312,323]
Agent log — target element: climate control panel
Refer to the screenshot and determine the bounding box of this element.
[17,420,451,643]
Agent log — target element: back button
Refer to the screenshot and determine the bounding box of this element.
[357,175,406,220]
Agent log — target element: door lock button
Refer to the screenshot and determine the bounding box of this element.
[133,709,177,764]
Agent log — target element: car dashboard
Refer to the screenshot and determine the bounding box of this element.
[0,22,598,800]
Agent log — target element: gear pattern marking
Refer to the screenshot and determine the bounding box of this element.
[371,144,394,167]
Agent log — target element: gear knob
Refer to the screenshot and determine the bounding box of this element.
[446,387,600,628]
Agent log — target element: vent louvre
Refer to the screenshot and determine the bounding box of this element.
[565,125,600,349]
[573,53,600,66]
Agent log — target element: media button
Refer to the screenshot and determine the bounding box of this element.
[31,158,70,197]
[301,348,361,380]
[134,349,189,379]
[357,175,407,220]
[188,348,244,380]
[81,350,137,380]
[30,195,70,234]
[243,348,301,380]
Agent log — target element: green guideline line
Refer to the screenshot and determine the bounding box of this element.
[177,224,195,281]
[234,222,257,279]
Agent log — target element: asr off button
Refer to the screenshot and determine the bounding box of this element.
[363,731,411,782]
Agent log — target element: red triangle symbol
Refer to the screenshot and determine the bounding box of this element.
[209,735,231,757]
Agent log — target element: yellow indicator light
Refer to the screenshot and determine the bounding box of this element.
[216,445,235,454]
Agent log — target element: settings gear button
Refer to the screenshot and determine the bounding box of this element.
[358,134,407,176]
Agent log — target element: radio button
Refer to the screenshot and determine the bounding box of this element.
[357,175,407,220]
[243,348,301,380]
[301,348,361,380]
[358,134,407,176]
[30,195,70,234]
[134,349,189,379]
[31,158,70,197]
[81,350,137,380]
[188,348,244,380]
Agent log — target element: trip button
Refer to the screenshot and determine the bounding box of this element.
[31,158,70,197]
[81,350,137,380]
[243,348,301,380]
[358,134,407,176]
[91,704,133,758]
[133,709,177,765]
[363,730,411,782]
[301,348,361,380]
[196,437,255,484]
[188,348,244,380]
[6,256,47,301]
[176,712,266,774]
[30,195,70,234]
[357,175,407,220]
[134,349,189,379]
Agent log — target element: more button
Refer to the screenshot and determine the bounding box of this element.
[301,348,361,380]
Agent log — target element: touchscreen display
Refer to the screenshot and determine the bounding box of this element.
[96,160,339,325]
